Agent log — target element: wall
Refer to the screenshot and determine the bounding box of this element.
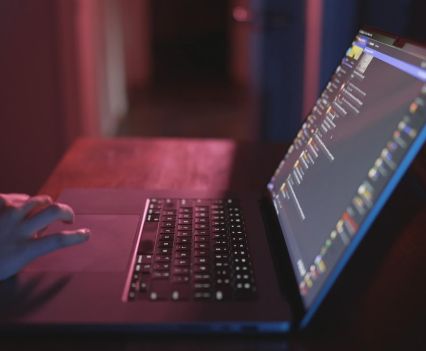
[0,0,131,194]
[102,0,128,135]
[230,0,251,87]
[0,0,67,194]
[70,0,128,137]
[121,0,152,90]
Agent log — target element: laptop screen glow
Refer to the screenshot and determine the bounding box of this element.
[267,29,426,309]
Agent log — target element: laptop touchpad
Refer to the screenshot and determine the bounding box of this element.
[24,215,140,273]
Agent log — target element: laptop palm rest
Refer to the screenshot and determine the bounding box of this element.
[24,214,140,273]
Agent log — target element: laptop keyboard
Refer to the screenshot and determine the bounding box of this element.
[127,198,257,302]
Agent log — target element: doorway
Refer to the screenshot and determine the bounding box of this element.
[119,0,258,140]
[151,0,229,84]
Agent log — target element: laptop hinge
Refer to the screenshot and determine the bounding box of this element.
[259,195,306,325]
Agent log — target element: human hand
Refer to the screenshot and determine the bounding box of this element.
[0,193,90,281]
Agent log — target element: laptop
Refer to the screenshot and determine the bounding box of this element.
[1,28,425,333]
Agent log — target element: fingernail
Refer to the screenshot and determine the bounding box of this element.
[78,228,91,238]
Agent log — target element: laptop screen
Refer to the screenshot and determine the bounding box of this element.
[267,29,426,312]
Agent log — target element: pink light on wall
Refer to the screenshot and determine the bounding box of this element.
[230,0,251,87]
[75,0,103,136]
[233,6,250,23]
[0,1,66,193]
[57,0,127,139]
[303,0,323,118]
[121,0,152,89]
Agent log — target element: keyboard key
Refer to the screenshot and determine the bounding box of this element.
[173,267,190,275]
[153,263,170,271]
[158,241,172,249]
[212,215,225,220]
[195,212,208,218]
[194,236,208,243]
[214,261,229,268]
[193,264,209,273]
[140,275,149,292]
[213,234,228,241]
[159,234,173,241]
[146,214,160,222]
[215,290,223,300]
[164,210,176,216]
[194,283,211,290]
[234,284,256,299]
[194,292,211,300]
[213,221,226,226]
[174,258,190,266]
[212,227,226,234]
[176,236,191,244]
[176,243,191,251]
[193,257,208,265]
[212,210,225,215]
[149,280,170,300]
[128,291,136,300]
[172,275,190,284]
[194,230,209,236]
[142,263,152,273]
[175,251,190,259]
[216,278,231,285]
[177,231,191,238]
[214,246,227,254]
[178,219,192,225]
[214,253,229,261]
[152,271,170,279]
[147,209,161,216]
[194,273,211,282]
[215,269,231,278]
[155,255,171,263]
[194,242,208,250]
[157,248,172,255]
[130,281,138,291]
[194,249,208,257]
[171,285,191,300]
[178,213,192,219]
[195,206,208,212]
[215,287,232,300]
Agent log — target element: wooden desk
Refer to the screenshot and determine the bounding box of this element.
[6,137,426,350]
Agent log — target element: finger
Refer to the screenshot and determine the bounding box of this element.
[0,195,51,232]
[0,193,30,208]
[0,195,6,209]
[0,193,30,201]
[7,193,31,203]
[24,229,90,262]
[16,195,53,221]
[18,203,75,239]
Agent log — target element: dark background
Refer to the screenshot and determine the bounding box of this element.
[0,0,425,194]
